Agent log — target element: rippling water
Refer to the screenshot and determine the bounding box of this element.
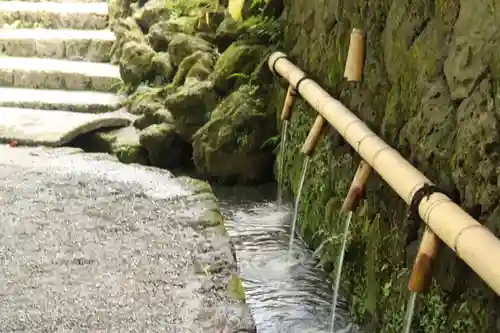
[214,186,360,333]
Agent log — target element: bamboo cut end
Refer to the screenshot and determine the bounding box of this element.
[408,253,433,293]
[268,52,288,74]
[341,186,364,213]
[344,28,365,82]
[301,115,325,155]
[408,230,440,293]
[280,85,296,121]
[341,161,372,212]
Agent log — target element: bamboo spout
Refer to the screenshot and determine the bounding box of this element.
[281,84,297,121]
[341,160,372,213]
[344,28,365,82]
[301,115,325,156]
[408,228,440,293]
[268,51,500,295]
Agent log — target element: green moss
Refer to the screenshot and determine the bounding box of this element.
[227,274,246,301]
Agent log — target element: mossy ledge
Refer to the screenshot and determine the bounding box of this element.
[274,0,500,332]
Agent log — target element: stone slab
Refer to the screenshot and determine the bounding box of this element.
[0,87,123,113]
[0,106,131,146]
[0,2,108,29]
[0,56,122,92]
[0,28,115,62]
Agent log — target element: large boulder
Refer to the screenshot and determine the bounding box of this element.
[214,16,243,51]
[167,33,214,66]
[127,86,166,115]
[132,0,171,32]
[171,51,215,87]
[147,17,199,51]
[151,52,174,84]
[192,85,275,183]
[110,17,147,64]
[165,79,218,140]
[139,123,192,168]
[119,40,156,87]
[212,42,266,95]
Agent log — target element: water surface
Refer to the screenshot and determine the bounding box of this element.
[214,185,359,333]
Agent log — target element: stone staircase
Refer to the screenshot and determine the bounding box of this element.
[0,0,127,142]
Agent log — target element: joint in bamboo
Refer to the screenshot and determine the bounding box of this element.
[301,115,325,156]
[341,160,372,213]
[408,228,440,293]
[344,28,365,82]
[281,84,297,121]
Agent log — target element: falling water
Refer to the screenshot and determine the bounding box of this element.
[277,120,289,207]
[330,211,353,333]
[213,184,358,333]
[288,156,310,262]
[401,291,418,333]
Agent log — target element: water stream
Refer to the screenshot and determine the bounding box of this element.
[401,291,418,333]
[330,211,353,332]
[214,185,359,333]
[277,120,289,207]
[288,156,310,262]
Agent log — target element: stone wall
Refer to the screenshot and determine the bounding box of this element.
[273,0,500,332]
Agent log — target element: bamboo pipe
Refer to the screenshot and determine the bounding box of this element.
[344,28,365,82]
[408,227,440,292]
[341,160,372,213]
[281,84,297,121]
[268,51,500,295]
[340,29,372,213]
[301,115,325,156]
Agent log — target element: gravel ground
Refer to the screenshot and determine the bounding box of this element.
[0,146,254,333]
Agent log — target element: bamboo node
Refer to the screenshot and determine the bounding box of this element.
[293,76,310,95]
[271,54,288,75]
[409,184,457,222]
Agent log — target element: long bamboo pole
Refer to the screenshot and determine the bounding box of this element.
[268,51,500,295]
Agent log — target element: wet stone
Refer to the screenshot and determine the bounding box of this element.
[0,147,255,333]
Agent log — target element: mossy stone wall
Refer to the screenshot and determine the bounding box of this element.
[271,0,500,332]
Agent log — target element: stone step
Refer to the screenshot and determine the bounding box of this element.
[0,2,108,30]
[0,28,115,62]
[0,87,123,113]
[0,106,131,147]
[11,0,106,2]
[0,56,122,92]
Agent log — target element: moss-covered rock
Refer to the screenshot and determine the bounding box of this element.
[165,79,218,140]
[151,52,174,84]
[110,16,147,64]
[147,16,198,51]
[132,0,171,32]
[107,0,131,28]
[139,123,192,168]
[72,126,148,164]
[214,16,243,51]
[126,86,166,115]
[443,0,498,101]
[193,84,274,184]
[118,40,156,87]
[167,33,214,66]
[133,107,174,129]
[171,50,215,87]
[212,42,266,95]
